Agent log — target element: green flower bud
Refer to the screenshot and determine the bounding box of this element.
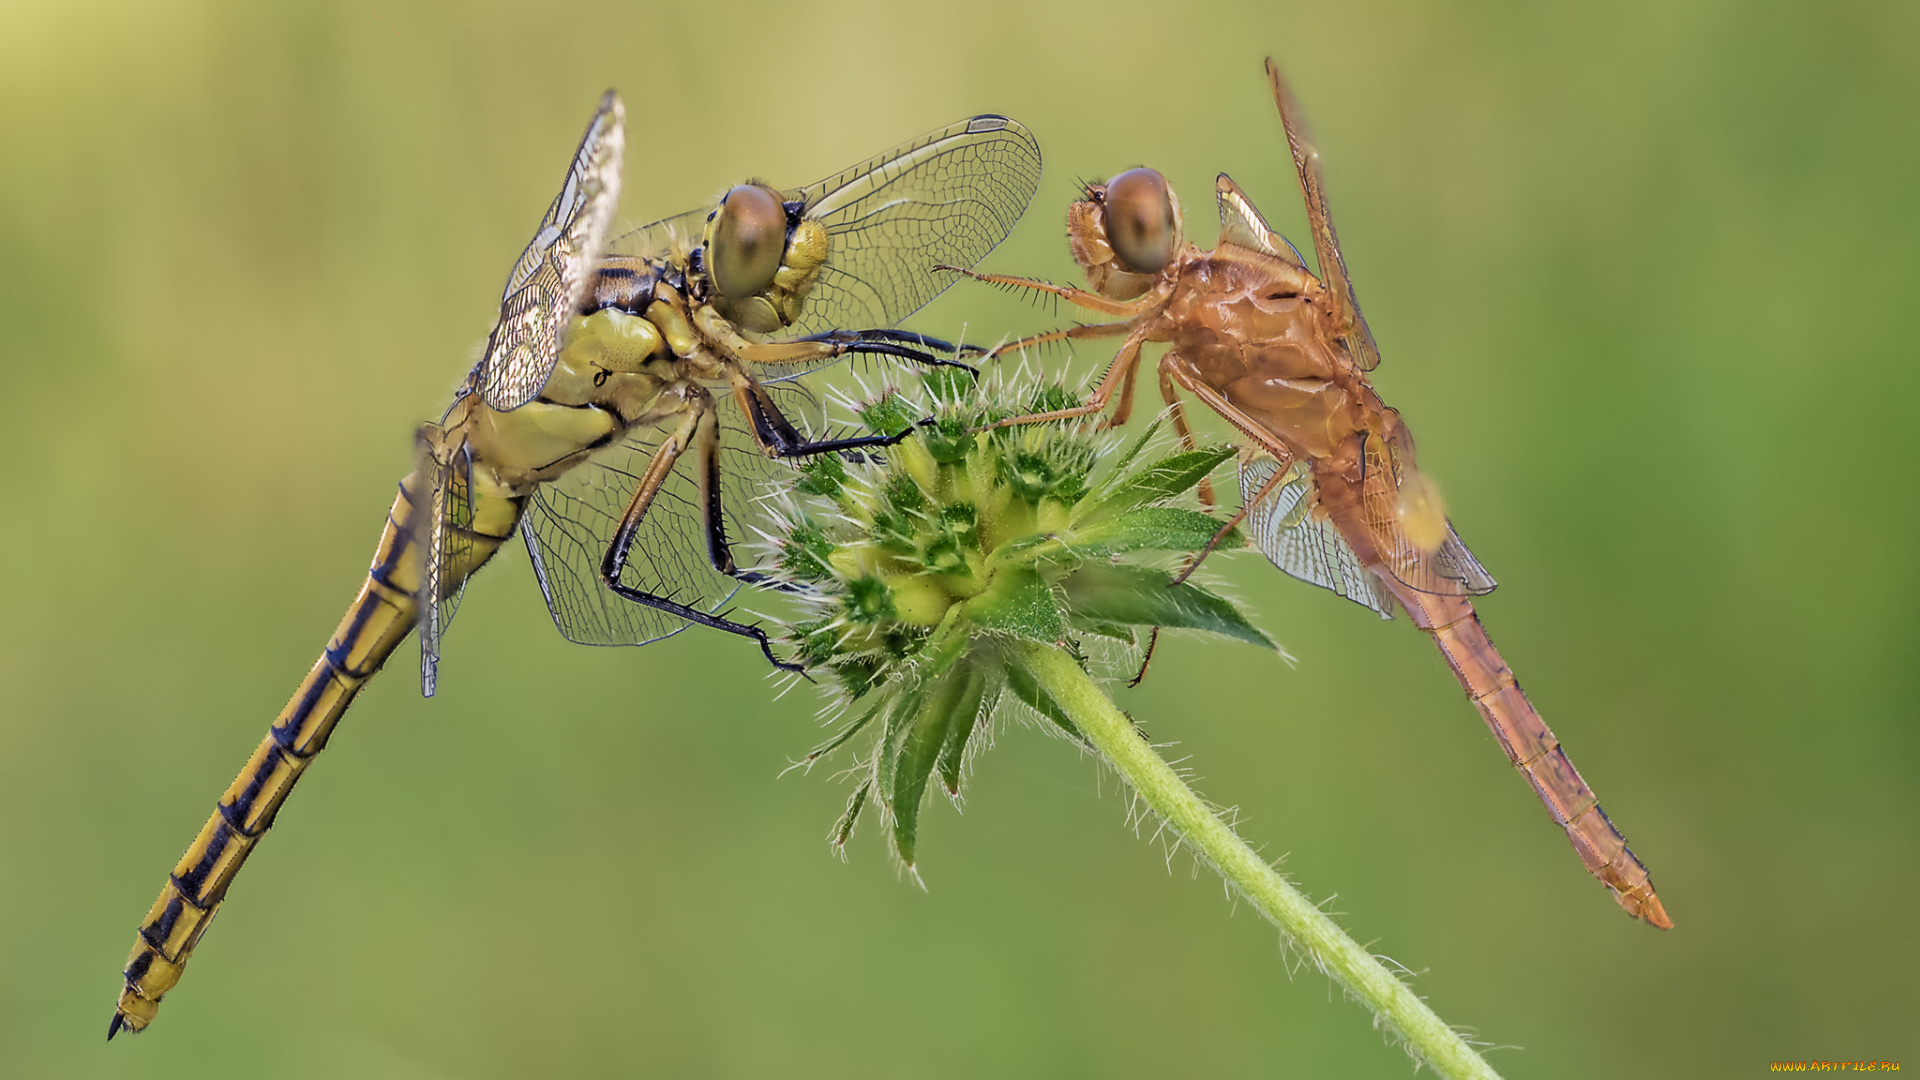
[795,452,847,498]
[768,371,1273,871]
[842,575,898,624]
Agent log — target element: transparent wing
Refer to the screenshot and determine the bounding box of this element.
[782,114,1041,339]
[478,92,626,411]
[1266,59,1382,372]
[1240,456,1395,618]
[419,443,475,696]
[1356,433,1496,597]
[1214,173,1305,267]
[604,206,709,265]
[519,381,822,646]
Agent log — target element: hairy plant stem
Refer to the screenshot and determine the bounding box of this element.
[1009,638,1501,1080]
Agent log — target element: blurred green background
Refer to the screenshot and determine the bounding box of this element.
[3,0,1915,1075]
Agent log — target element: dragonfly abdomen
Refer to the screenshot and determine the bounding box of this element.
[1397,590,1673,928]
[111,479,519,1037]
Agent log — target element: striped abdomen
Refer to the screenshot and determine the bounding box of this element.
[1390,585,1672,928]
[109,471,520,1037]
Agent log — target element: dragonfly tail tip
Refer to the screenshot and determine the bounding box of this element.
[1642,893,1674,930]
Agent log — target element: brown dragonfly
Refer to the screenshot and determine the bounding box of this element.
[944,58,1670,928]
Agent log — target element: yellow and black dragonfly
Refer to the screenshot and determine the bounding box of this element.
[109,92,1041,1037]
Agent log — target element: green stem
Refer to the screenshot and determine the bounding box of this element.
[1009,638,1501,1080]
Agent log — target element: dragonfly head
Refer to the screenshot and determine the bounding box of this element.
[1071,167,1184,300]
[704,183,828,334]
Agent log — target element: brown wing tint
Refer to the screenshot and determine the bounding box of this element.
[1357,434,1496,597]
[1266,59,1382,373]
[477,93,626,411]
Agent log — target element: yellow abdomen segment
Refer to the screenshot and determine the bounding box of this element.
[110,476,515,1037]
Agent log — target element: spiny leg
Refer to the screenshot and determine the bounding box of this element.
[733,377,922,461]
[1125,626,1162,689]
[936,264,1161,319]
[1158,359,1215,507]
[1111,341,1144,427]
[979,328,1150,431]
[711,375,927,600]
[598,403,801,673]
[790,328,987,363]
[1160,353,1295,462]
[728,328,978,373]
[1158,352,1300,583]
[981,319,1133,364]
[989,321,1139,426]
[1170,447,1294,587]
[694,306,980,374]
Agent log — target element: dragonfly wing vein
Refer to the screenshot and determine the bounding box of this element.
[520,381,820,646]
[479,93,626,411]
[784,116,1040,341]
[1356,436,1497,597]
[1241,457,1396,617]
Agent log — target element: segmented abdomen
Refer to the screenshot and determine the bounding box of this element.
[110,475,518,1037]
[1395,587,1672,928]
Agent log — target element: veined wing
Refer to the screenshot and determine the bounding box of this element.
[1240,456,1395,617]
[604,205,709,266]
[1214,173,1306,268]
[1266,59,1382,372]
[477,93,626,411]
[419,440,476,695]
[608,115,1041,352]
[520,381,824,646]
[1356,432,1496,597]
[784,114,1041,340]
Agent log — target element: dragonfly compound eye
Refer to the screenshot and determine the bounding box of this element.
[710,183,787,298]
[1102,168,1176,275]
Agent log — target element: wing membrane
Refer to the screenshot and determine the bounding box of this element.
[419,443,475,695]
[609,115,1041,342]
[1214,173,1306,267]
[1241,456,1395,617]
[1266,60,1382,372]
[478,93,627,411]
[520,381,821,646]
[1356,435,1496,597]
[605,206,708,266]
[784,115,1041,339]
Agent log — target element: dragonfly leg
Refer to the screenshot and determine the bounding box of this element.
[1109,335,1147,426]
[935,264,1160,319]
[707,375,927,602]
[779,329,980,372]
[731,376,921,459]
[1170,446,1294,587]
[790,328,989,364]
[700,307,979,373]
[599,403,803,673]
[978,327,1151,431]
[1158,352,1294,462]
[1125,626,1162,688]
[1156,351,1302,584]
[1156,358,1215,506]
[981,319,1133,364]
